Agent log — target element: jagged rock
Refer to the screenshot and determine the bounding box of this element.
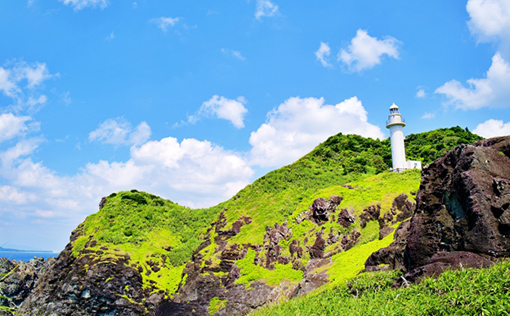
[99,197,107,210]
[309,232,326,259]
[359,204,380,229]
[393,194,414,222]
[364,221,411,272]
[366,136,510,282]
[406,137,510,270]
[308,196,343,225]
[337,207,356,228]
[0,257,54,313]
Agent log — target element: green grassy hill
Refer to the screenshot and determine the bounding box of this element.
[68,126,482,312]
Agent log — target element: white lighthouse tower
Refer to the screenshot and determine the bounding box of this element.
[386,103,420,172]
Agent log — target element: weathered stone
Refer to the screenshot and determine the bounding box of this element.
[366,136,510,283]
[337,208,356,228]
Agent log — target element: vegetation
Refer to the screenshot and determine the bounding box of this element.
[252,259,510,316]
[72,191,221,295]
[209,297,228,315]
[405,126,482,165]
[68,126,483,306]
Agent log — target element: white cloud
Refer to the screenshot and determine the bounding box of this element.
[249,96,384,167]
[416,89,426,98]
[473,119,510,137]
[199,95,248,128]
[421,112,435,119]
[221,49,246,61]
[89,118,151,146]
[436,0,510,109]
[315,42,332,68]
[0,138,42,170]
[467,0,510,44]
[255,0,279,20]
[338,29,401,72]
[151,17,180,32]
[59,0,109,10]
[0,186,36,204]
[435,53,510,109]
[0,61,54,112]
[0,113,38,142]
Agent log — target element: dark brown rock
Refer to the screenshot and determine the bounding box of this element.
[359,204,380,229]
[365,221,411,271]
[379,227,395,240]
[406,138,510,270]
[337,207,356,228]
[366,136,510,282]
[395,251,493,285]
[309,233,326,259]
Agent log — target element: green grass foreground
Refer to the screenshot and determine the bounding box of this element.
[252,260,510,316]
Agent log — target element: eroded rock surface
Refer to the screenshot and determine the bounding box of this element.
[366,136,510,283]
[0,257,54,315]
[17,227,148,316]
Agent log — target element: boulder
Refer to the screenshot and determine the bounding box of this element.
[406,137,510,270]
[366,136,510,282]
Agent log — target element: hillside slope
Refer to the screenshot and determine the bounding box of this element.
[15,127,482,316]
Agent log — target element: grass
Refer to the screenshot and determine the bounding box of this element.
[252,259,510,316]
[71,191,221,297]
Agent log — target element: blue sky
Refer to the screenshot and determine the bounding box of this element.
[1,0,510,251]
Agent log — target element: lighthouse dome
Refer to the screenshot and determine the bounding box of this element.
[389,103,399,110]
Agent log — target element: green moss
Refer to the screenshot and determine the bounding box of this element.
[208,297,227,315]
[236,250,303,286]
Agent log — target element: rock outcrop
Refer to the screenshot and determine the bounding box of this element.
[366,136,510,282]
[0,257,54,315]
[17,227,149,316]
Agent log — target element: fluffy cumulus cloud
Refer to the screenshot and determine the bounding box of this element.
[435,53,510,109]
[338,29,401,72]
[89,118,151,146]
[436,0,510,109]
[150,17,180,32]
[473,119,510,137]
[59,0,109,10]
[255,0,279,20]
[315,42,332,68]
[199,95,248,128]
[249,96,384,167]
[467,0,510,44]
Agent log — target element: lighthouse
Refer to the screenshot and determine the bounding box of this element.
[386,104,421,172]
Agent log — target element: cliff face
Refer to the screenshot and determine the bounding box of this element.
[366,136,510,283]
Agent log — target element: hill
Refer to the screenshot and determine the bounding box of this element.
[13,127,484,315]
